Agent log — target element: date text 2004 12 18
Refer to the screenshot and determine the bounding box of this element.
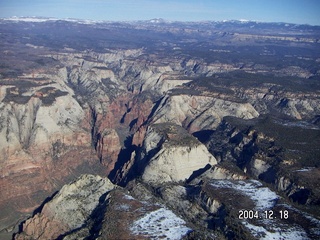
[238,210,289,220]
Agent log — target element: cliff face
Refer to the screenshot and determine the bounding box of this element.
[232,86,320,120]
[15,175,194,240]
[15,171,320,240]
[205,116,320,205]
[15,175,115,240]
[1,47,319,238]
[152,94,259,132]
[139,123,217,185]
[0,84,102,231]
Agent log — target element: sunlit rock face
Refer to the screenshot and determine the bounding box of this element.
[139,123,217,185]
[0,82,101,232]
[15,174,115,240]
[15,175,193,240]
[152,94,259,132]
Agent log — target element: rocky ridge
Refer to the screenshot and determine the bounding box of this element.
[139,123,217,185]
[15,175,196,240]
[15,175,115,240]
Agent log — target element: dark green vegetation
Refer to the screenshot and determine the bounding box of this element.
[2,82,68,105]
[223,115,320,168]
[1,19,320,73]
[38,87,69,105]
[204,115,320,210]
[152,123,200,147]
[190,71,320,93]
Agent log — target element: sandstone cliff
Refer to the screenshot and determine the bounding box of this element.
[139,123,217,185]
[152,94,259,132]
[15,175,195,240]
[15,174,115,240]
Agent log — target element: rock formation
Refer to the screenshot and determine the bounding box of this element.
[152,94,259,132]
[139,123,217,185]
[15,175,195,240]
[15,175,115,240]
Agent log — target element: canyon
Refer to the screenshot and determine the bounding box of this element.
[0,17,320,239]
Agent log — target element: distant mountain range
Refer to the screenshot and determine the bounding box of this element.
[3,16,320,27]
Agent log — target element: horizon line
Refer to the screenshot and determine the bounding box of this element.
[1,16,319,27]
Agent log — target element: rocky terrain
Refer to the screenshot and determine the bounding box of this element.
[0,17,320,239]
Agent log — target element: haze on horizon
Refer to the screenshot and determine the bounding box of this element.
[0,0,319,25]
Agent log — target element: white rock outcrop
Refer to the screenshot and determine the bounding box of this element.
[0,93,85,160]
[140,124,217,185]
[15,174,115,240]
[250,158,271,177]
[205,166,247,180]
[43,174,114,227]
[152,94,259,132]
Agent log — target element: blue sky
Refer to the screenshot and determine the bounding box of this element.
[0,0,319,25]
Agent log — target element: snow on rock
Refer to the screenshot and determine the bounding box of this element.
[243,221,309,240]
[295,167,315,172]
[130,208,192,240]
[280,203,320,237]
[210,180,317,239]
[124,194,135,200]
[210,180,278,210]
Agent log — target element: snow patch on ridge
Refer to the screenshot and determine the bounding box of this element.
[3,16,99,24]
[130,208,192,239]
[210,180,315,239]
[243,221,308,240]
[211,180,278,210]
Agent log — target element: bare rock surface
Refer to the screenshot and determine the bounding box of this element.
[15,175,194,240]
[152,94,259,132]
[140,123,217,185]
[15,174,115,240]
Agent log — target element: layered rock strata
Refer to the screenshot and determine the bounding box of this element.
[139,123,217,185]
[15,175,115,240]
